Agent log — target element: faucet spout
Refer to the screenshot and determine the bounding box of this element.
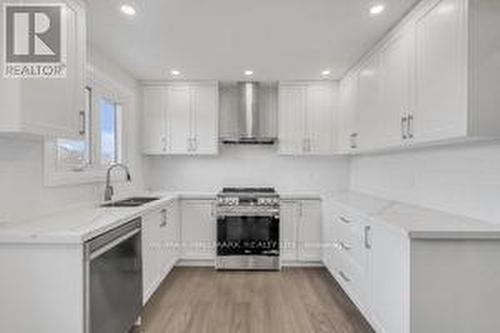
[104,163,132,202]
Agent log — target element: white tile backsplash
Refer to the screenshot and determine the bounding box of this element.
[350,141,500,223]
[145,145,350,195]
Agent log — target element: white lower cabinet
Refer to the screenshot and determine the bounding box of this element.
[280,199,322,264]
[180,199,216,261]
[142,199,180,304]
[323,198,500,333]
[370,222,409,333]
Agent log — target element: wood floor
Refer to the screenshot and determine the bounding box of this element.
[137,267,374,333]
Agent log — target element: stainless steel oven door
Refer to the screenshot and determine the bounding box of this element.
[84,218,142,333]
[217,214,279,256]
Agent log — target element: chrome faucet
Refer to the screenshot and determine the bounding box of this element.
[104,163,132,202]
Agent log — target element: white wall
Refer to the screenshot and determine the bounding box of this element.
[145,145,350,194]
[350,141,500,223]
[0,48,143,223]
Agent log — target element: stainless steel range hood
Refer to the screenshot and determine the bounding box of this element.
[222,82,277,145]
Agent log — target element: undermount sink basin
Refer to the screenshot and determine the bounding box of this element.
[101,197,160,207]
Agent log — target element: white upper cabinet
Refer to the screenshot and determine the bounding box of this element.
[0,0,87,139]
[278,84,306,155]
[340,0,500,153]
[142,81,219,155]
[413,0,468,143]
[142,86,165,153]
[337,73,359,153]
[357,54,382,151]
[190,84,219,154]
[378,27,414,148]
[166,85,192,154]
[278,82,337,155]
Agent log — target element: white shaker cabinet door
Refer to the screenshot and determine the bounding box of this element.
[191,84,219,155]
[413,0,468,143]
[338,73,359,153]
[357,54,381,151]
[278,85,307,155]
[378,27,414,148]
[280,200,300,262]
[370,222,410,333]
[306,84,336,155]
[142,208,161,303]
[297,200,322,262]
[165,85,192,154]
[181,200,216,260]
[142,86,166,154]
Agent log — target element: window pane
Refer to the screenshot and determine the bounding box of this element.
[100,98,118,165]
[57,139,88,167]
[56,87,91,169]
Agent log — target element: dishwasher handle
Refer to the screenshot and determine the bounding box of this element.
[85,218,141,260]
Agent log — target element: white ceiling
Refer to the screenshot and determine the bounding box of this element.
[85,0,419,81]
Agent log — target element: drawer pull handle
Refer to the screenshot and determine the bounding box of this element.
[364,225,372,249]
[339,270,351,282]
[339,241,352,251]
[338,216,352,224]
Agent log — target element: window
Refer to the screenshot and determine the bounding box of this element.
[99,98,122,165]
[56,87,92,170]
[45,68,130,186]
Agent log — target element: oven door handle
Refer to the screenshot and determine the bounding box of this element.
[217,212,280,218]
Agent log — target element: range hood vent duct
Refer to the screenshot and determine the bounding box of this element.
[222,82,277,145]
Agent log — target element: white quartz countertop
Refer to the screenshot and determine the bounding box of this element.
[0,191,214,245]
[328,191,500,240]
[3,189,500,244]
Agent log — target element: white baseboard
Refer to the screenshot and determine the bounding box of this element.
[175,259,324,268]
[281,261,324,267]
[176,259,215,267]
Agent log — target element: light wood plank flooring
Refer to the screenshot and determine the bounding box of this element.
[136,267,374,333]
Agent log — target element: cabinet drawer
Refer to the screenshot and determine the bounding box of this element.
[335,253,367,309]
[333,210,369,269]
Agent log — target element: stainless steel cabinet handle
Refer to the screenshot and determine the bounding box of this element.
[350,133,358,149]
[187,138,194,152]
[338,216,351,224]
[160,209,167,227]
[338,270,351,282]
[193,137,198,151]
[161,136,167,152]
[79,110,86,135]
[364,225,372,249]
[401,115,408,139]
[407,114,414,139]
[339,241,352,251]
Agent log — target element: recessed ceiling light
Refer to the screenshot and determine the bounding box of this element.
[244,70,254,76]
[171,69,181,76]
[120,4,136,16]
[321,69,332,76]
[370,4,385,15]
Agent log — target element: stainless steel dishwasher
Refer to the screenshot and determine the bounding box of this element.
[84,218,142,333]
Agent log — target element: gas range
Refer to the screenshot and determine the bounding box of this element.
[216,187,280,270]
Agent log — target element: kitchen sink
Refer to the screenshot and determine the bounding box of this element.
[101,197,160,207]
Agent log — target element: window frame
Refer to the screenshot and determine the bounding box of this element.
[44,66,133,187]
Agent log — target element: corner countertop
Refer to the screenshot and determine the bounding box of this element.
[326,191,500,240]
[0,191,215,245]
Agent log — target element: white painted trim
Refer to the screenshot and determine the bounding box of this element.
[43,66,132,187]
